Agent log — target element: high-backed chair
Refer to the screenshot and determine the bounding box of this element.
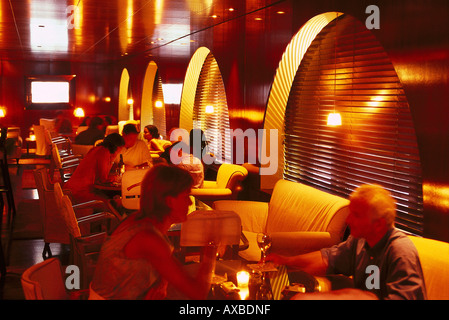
[21,257,88,300]
[70,143,94,158]
[121,168,150,210]
[409,236,449,300]
[190,164,248,207]
[50,143,81,183]
[33,125,50,156]
[6,126,23,164]
[33,168,71,259]
[55,186,116,289]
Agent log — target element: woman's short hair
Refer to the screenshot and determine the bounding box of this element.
[98,133,125,154]
[139,164,194,221]
[350,184,396,227]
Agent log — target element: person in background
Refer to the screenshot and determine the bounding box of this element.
[165,141,204,188]
[144,125,171,155]
[74,116,105,145]
[79,116,91,127]
[89,164,217,300]
[267,184,427,300]
[118,123,152,169]
[54,111,73,135]
[64,133,125,204]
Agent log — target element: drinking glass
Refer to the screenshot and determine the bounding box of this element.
[256,233,272,266]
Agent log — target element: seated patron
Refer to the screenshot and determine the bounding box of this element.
[54,111,73,135]
[165,141,204,188]
[144,125,171,155]
[267,184,427,300]
[89,164,217,299]
[118,123,152,169]
[74,116,105,145]
[64,133,125,204]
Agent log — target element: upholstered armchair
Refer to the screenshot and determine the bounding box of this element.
[190,164,248,207]
[214,179,350,262]
[409,236,449,300]
[21,257,89,300]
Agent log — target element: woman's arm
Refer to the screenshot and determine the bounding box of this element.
[96,148,115,184]
[125,230,217,300]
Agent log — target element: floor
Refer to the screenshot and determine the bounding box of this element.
[0,155,70,300]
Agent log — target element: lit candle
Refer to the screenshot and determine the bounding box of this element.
[236,271,250,287]
[237,271,250,300]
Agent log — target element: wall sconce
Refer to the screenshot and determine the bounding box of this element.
[155,100,163,108]
[327,12,342,127]
[0,107,5,118]
[73,107,85,120]
[327,112,342,126]
[205,105,214,114]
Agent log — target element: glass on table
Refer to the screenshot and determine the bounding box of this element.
[256,233,272,265]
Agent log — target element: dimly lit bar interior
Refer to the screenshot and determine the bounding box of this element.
[0,0,448,304]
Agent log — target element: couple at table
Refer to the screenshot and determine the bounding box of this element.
[65,124,153,203]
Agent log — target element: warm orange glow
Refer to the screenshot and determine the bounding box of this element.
[104,97,111,102]
[29,134,36,141]
[236,271,249,287]
[73,107,85,118]
[0,108,5,117]
[205,105,214,114]
[155,100,163,108]
[127,98,134,105]
[327,112,342,126]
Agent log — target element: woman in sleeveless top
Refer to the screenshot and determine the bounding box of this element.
[90,164,217,299]
[65,133,125,204]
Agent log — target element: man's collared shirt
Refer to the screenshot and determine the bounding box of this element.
[320,228,427,300]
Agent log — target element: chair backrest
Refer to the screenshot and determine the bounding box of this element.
[21,257,68,300]
[409,236,449,300]
[39,118,57,134]
[51,143,62,169]
[121,168,150,209]
[33,125,50,156]
[54,182,81,238]
[216,164,248,191]
[71,144,93,157]
[266,180,350,235]
[34,169,70,244]
[105,125,119,136]
[60,194,82,238]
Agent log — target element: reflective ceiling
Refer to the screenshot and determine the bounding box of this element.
[0,0,283,62]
